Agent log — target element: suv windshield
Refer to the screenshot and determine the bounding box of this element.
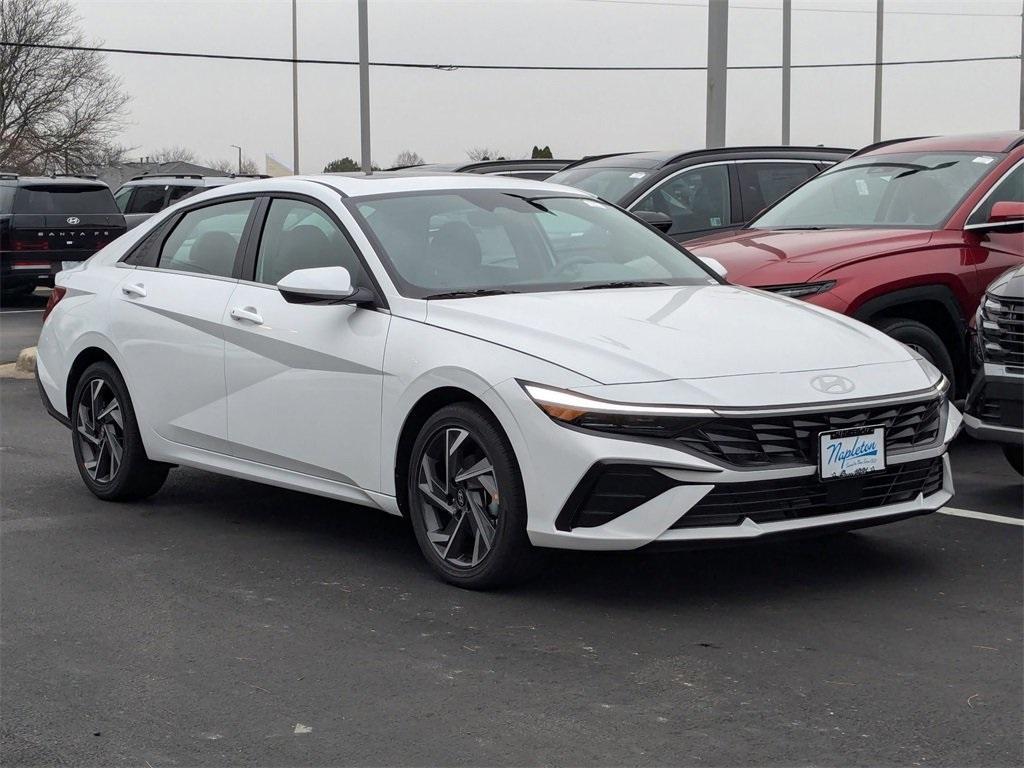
[751,151,1000,229]
[350,190,715,298]
[13,184,119,215]
[546,167,652,202]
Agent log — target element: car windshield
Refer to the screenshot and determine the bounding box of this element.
[349,190,716,298]
[546,166,653,202]
[750,151,1000,229]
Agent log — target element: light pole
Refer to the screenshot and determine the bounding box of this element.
[292,0,300,174]
[358,0,371,174]
[230,144,242,175]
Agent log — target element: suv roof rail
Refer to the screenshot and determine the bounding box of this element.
[664,145,853,166]
[51,172,99,180]
[0,171,18,181]
[848,136,933,157]
[129,173,205,181]
[229,173,270,179]
[556,152,642,171]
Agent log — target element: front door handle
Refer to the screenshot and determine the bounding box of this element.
[230,306,264,324]
[122,283,146,298]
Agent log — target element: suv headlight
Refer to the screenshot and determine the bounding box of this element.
[762,281,836,299]
[521,382,714,438]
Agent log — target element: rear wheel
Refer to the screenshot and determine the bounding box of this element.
[71,362,169,501]
[407,403,543,589]
[1003,445,1023,477]
[873,317,955,394]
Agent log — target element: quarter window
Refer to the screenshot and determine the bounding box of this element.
[967,162,1023,226]
[125,186,168,214]
[114,187,132,212]
[254,198,366,286]
[737,162,818,219]
[632,165,732,235]
[158,199,253,277]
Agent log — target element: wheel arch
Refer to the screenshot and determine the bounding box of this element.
[65,346,120,416]
[851,284,970,389]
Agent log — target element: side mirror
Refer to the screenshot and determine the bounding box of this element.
[988,200,1024,225]
[634,210,673,233]
[277,266,374,305]
[699,256,729,280]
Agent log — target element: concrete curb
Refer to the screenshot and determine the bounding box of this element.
[0,346,37,380]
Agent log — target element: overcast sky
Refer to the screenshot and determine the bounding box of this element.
[67,0,1023,173]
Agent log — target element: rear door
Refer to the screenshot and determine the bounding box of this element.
[222,194,390,492]
[112,196,258,451]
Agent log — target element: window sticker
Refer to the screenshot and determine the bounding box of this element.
[710,216,722,227]
[628,172,648,179]
[855,179,870,196]
[972,156,995,165]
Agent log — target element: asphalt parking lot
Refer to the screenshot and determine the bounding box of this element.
[1,370,1021,766]
[0,290,47,364]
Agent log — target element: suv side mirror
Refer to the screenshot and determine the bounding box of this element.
[634,210,673,233]
[277,266,374,305]
[988,200,1024,226]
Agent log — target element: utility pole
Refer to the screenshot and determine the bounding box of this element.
[705,0,729,148]
[781,0,791,145]
[1019,0,1023,130]
[231,144,242,174]
[872,0,884,142]
[292,0,300,174]
[358,0,372,174]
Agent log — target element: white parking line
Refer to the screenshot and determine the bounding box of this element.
[939,507,1024,526]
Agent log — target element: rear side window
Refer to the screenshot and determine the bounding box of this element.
[167,186,195,205]
[13,185,119,215]
[113,187,132,212]
[158,199,254,278]
[125,186,167,214]
[737,162,818,219]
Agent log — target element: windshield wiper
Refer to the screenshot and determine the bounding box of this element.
[422,288,517,300]
[572,280,669,290]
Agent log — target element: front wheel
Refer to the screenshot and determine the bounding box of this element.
[407,403,543,589]
[873,317,956,396]
[71,362,169,501]
[1003,445,1023,477]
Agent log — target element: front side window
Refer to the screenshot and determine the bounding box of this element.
[752,152,1001,229]
[632,165,732,234]
[546,166,652,203]
[737,162,818,219]
[125,186,167,214]
[351,190,715,298]
[158,199,253,277]
[967,161,1023,226]
[254,198,366,286]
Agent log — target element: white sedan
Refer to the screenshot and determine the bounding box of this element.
[36,174,960,588]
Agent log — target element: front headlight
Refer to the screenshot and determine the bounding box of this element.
[762,280,836,299]
[520,382,714,438]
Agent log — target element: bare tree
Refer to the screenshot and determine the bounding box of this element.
[466,147,506,162]
[150,145,197,163]
[392,150,424,168]
[206,155,260,175]
[0,0,129,174]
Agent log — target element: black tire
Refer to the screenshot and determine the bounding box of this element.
[406,402,544,589]
[1003,445,1023,477]
[71,361,169,501]
[873,317,956,394]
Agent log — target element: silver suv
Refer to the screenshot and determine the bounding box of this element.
[114,174,266,229]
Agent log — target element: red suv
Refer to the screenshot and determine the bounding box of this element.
[686,132,1024,394]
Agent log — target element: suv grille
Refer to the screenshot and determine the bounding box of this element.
[980,293,1024,368]
[670,456,944,529]
[674,398,943,468]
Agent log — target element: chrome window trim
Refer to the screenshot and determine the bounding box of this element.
[131,264,240,284]
[963,155,1024,230]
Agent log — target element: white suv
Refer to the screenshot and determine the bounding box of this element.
[37,174,960,588]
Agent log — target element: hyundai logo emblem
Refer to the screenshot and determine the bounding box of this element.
[810,375,855,395]
[66,216,80,225]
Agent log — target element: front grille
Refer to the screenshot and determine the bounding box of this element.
[981,293,1024,368]
[674,398,943,468]
[670,456,944,529]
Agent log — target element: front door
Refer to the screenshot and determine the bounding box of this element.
[222,196,390,492]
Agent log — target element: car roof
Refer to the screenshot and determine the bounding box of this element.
[560,146,852,171]
[198,172,594,200]
[8,175,110,188]
[855,131,1024,156]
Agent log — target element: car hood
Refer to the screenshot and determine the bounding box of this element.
[424,285,926,388]
[685,227,934,285]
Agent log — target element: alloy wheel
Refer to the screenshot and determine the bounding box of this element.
[416,426,500,569]
[76,378,125,484]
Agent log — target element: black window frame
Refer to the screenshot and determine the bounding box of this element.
[628,161,741,240]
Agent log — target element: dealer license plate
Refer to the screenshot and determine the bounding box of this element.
[819,425,886,480]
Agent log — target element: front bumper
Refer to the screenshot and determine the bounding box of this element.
[963,365,1023,446]
[495,379,960,551]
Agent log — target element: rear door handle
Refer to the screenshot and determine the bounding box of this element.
[230,306,264,324]
[122,283,146,298]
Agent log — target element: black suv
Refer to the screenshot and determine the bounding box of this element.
[547,146,851,242]
[1,174,126,296]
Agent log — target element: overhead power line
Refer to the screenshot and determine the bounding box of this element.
[561,0,1023,17]
[0,41,1018,72]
